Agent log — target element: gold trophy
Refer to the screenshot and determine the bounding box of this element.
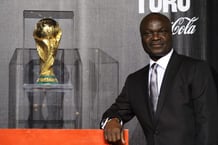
[33,18,62,84]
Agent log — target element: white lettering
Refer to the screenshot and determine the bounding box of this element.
[177,0,190,12]
[149,0,162,12]
[163,0,177,12]
[139,0,191,13]
[139,0,145,13]
[172,17,199,35]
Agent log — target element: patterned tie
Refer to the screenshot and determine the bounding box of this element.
[149,63,158,112]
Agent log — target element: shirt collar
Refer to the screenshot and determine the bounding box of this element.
[149,49,174,69]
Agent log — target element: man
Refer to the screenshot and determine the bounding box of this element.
[100,13,218,145]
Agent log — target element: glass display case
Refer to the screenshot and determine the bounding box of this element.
[8,10,81,129]
[87,48,119,128]
[9,48,82,128]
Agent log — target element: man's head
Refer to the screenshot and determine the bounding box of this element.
[140,13,172,61]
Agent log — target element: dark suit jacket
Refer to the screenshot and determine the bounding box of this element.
[102,51,218,145]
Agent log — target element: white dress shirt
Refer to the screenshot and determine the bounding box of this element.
[149,49,173,95]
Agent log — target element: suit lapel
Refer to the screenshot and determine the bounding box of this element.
[137,66,154,128]
[154,52,183,126]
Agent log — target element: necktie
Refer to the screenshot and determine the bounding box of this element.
[149,63,158,112]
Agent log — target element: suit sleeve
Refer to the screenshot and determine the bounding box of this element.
[191,62,218,145]
[101,75,135,124]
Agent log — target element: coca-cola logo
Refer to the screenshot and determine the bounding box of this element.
[172,17,199,35]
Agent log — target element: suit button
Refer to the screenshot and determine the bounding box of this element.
[154,130,160,135]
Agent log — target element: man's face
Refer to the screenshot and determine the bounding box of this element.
[140,14,172,61]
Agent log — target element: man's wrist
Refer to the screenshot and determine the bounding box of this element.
[100,117,123,129]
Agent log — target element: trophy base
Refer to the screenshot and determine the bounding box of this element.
[37,75,58,84]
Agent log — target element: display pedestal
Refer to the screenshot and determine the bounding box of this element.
[0,129,128,145]
[22,84,75,128]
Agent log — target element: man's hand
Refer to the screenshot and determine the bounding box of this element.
[103,118,125,144]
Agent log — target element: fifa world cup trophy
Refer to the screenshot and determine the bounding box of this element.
[33,18,62,84]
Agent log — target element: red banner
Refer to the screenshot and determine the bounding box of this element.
[0,129,128,145]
